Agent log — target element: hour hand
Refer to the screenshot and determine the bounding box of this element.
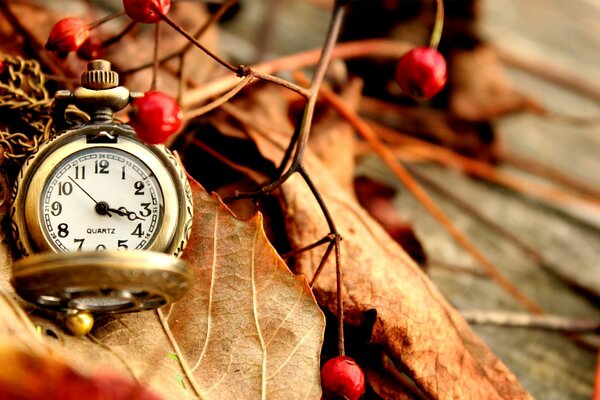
[108,206,145,221]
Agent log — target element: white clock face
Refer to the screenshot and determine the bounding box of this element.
[40,147,164,252]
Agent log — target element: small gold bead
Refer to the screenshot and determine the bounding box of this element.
[64,310,94,336]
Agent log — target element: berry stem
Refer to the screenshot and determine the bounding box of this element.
[87,11,125,30]
[183,74,253,120]
[151,22,160,91]
[181,39,412,107]
[222,0,349,357]
[158,11,239,74]
[101,20,137,48]
[429,0,444,50]
[334,231,344,356]
[121,0,238,76]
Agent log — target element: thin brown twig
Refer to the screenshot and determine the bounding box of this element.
[176,54,185,103]
[281,234,335,259]
[158,11,310,100]
[121,0,239,76]
[150,22,160,91]
[310,241,335,288]
[305,75,543,314]
[224,1,349,356]
[159,11,238,74]
[183,74,254,120]
[181,39,412,107]
[87,11,125,30]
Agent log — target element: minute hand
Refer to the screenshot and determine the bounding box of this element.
[68,177,112,217]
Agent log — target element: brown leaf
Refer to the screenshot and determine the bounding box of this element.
[213,85,532,399]
[283,161,531,399]
[354,176,427,264]
[162,177,325,399]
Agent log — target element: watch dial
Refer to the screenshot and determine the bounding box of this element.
[41,147,164,252]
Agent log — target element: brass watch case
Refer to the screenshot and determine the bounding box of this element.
[10,124,194,313]
[11,124,193,257]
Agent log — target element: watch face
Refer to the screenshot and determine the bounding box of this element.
[40,147,164,252]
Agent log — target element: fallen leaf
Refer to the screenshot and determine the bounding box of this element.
[354,176,427,264]
[285,146,531,400]
[209,84,532,399]
[162,177,325,400]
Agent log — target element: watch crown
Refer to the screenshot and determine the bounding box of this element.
[81,60,119,90]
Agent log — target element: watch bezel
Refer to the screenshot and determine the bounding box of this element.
[11,124,192,257]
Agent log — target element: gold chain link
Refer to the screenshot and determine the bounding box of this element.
[0,55,53,163]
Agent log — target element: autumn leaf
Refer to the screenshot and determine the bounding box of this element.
[161,177,325,400]
[206,84,532,399]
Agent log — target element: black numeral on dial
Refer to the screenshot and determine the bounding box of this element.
[75,165,86,180]
[58,182,73,196]
[95,160,109,174]
[58,223,69,238]
[134,181,145,195]
[50,201,62,216]
[131,223,144,237]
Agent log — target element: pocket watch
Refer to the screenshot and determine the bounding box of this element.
[10,60,193,320]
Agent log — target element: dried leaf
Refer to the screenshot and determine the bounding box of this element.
[284,161,531,399]
[354,176,426,264]
[162,177,325,400]
[213,85,532,399]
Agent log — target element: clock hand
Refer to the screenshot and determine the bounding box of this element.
[68,176,113,217]
[107,206,145,221]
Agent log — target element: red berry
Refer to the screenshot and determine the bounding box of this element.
[45,18,90,56]
[395,47,447,99]
[123,0,170,24]
[128,91,182,144]
[321,356,365,400]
